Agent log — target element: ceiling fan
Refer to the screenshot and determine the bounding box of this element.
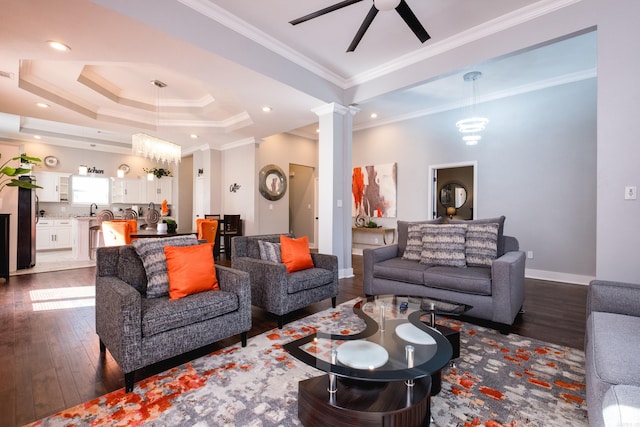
[289,0,430,52]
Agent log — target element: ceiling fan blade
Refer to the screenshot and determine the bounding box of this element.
[289,0,364,25]
[347,5,379,52]
[395,0,430,43]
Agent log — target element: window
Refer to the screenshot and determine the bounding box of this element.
[71,175,110,205]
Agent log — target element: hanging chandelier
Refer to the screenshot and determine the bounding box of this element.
[455,71,489,145]
[132,80,181,164]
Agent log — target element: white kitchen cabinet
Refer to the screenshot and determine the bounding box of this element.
[36,219,72,250]
[111,178,144,204]
[145,177,173,204]
[33,172,71,202]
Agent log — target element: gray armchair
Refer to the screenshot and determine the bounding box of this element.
[231,234,339,328]
[585,280,640,426]
[95,245,251,392]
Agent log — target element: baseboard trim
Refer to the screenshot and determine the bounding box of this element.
[525,268,593,286]
[339,268,354,279]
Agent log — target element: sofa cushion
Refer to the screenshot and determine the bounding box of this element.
[287,267,335,293]
[402,223,427,261]
[244,234,288,259]
[589,312,640,387]
[258,240,281,263]
[165,243,219,300]
[133,235,199,298]
[373,257,433,285]
[281,235,314,273]
[451,216,506,256]
[602,385,640,426]
[466,223,499,267]
[116,245,148,295]
[423,266,492,295]
[420,224,468,268]
[141,290,239,337]
[398,218,442,256]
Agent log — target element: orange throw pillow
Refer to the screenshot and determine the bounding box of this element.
[165,243,219,300]
[280,235,314,273]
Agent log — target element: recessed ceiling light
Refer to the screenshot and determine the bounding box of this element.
[370,113,378,119]
[47,40,71,52]
[34,135,41,139]
[36,102,49,108]
[262,106,272,113]
[190,134,199,139]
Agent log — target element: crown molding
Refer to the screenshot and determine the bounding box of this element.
[220,137,256,151]
[354,67,596,132]
[348,0,585,87]
[180,0,583,90]
[178,0,346,87]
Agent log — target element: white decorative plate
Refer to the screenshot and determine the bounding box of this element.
[395,323,436,345]
[44,156,58,167]
[337,341,389,369]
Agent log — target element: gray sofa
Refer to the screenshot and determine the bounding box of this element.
[95,244,252,392]
[231,234,339,328]
[363,219,526,326]
[585,280,640,426]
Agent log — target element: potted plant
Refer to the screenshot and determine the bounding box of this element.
[163,218,177,233]
[143,167,172,179]
[0,153,42,193]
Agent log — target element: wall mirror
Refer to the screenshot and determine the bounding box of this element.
[259,164,287,201]
[439,182,467,208]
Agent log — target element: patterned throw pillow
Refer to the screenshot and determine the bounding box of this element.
[258,240,281,263]
[133,235,199,298]
[420,224,468,267]
[402,223,426,261]
[466,223,499,267]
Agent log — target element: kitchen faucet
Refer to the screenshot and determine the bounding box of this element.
[90,203,98,216]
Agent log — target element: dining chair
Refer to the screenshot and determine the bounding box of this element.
[196,218,220,259]
[223,214,241,258]
[204,214,222,257]
[101,220,132,246]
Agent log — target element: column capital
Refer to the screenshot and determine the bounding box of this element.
[312,102,352,117]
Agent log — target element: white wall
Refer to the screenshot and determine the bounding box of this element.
[222,143,257,235]
[255,133,319,235]
[594,0,640,282]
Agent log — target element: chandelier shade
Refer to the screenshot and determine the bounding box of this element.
[132,133,181,164]
[457,71,489,144]
[131,79,181,164]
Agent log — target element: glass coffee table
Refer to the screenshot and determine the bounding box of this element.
[284,295,471,427]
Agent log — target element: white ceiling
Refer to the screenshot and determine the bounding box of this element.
[0,0,596,154]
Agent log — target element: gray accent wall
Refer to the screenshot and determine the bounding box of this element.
[352,79,597,281]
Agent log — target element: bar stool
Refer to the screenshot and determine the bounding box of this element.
[89,210,114,260]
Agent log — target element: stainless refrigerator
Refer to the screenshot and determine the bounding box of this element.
[17,175,37,269]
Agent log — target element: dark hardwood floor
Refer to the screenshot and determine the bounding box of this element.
[0,255,587,427]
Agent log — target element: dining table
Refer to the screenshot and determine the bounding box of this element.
[130,229,196,238]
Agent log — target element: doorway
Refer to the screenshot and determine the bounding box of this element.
[288,164,316,246]
[429,162,477,220]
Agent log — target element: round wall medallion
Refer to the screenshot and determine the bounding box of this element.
[258,164,287,201]
[44,156,58,167]
[118,164,130,174]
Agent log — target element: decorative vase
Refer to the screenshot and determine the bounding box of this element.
[156,223,168,233]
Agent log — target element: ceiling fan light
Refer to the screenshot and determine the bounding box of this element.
[374,0,401,11]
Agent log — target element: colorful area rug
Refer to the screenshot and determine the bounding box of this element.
[27,299,588,426]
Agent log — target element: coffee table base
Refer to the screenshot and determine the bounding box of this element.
[298,375,431,427]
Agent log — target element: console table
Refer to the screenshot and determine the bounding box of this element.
[352,227,396,245]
